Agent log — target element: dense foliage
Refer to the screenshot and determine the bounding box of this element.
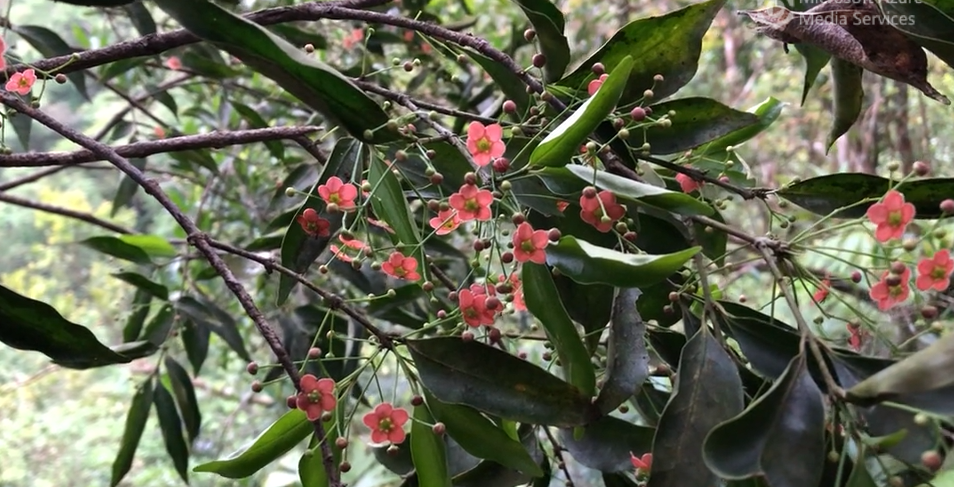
[3,0,954,486]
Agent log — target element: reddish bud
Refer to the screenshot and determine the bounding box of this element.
[430,172,444,185]
[851,271,862,283]
[287,395,297,409]
[308,347,322,359]
[886,275,902,287]
[493,157,510,173]
[532,53,546,68]
[582,186,598,199]
[246,362,259,375]
[461,331,474,341]
[668,292,679,302]
[941,199,954,214]
[251,380,263,393]
[630,107,647,121]
[340,461,352,473]
[503,100,517,113]
[913,160,930,176]
[411,395,424,406]
[524,29,536,41]
[335,437,348,449]
[890,261,907,275]
[591,62,605,75]
[473,239,484,252]
[55,73,67,84]
[921,450,942,471]
[488,327,502,343]
[512,212,527,225]
[486,296,501,310]
[464,172,478,185]
[548,228,562,242]
[623,231,637,242]
[448,291,459,302]
[432,422,446,435]
[921,305,938,319]
[501,251,514,264]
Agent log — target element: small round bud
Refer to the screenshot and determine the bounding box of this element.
[623,231,637,242]
[659,119,672,128]
[739,294,747,303]
[403,61,414,72]
[582,186,598,199]
[501,251,514,264]
[668,291,679,302]
[54,73,67,84]
[921,450,942,471]
[592,62,605,75]
[548,228,562,242]
[914,413,930,426]
[827,451,840,463]
[618,128,630,139]
[411,395,424,406]
[643,89,654,99]
[886,275,902,287]
[585,141,598,153]
[321,411,332,422]
[887,161,900,172]
[456,54,467,64]
[335,437,348,449]
[251,380,263,393]
[461,331,474,341]
[432,422,446,435]
[464,172,478,185]
[902,238,918,252]
[524,29,536,41]
[940,199,954,214]
[363,129,374,140]
[913,160,930,176]
[304,43,315,53]
[851,270,862,283]
[473,239,484,252]
[615,221,628,233]
[500,180,512,192]
[340,461,352,473]
[532,53,547,68]
[422,281,435,292]
[246,362,259,375]
[503,100,517,113]
[285,187,297,198]
[387,444,401,456]
[600,215,612,224]
[890,261,907,275]
[429,172,444,185]
[308,347,322,359]
[512,212,527,225]
[653,73,664,82]
[493,157,510,173]
[448,291,458,301]
[287,395,297,409]
[921,305,938,319]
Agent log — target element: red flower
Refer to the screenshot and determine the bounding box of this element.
[165,56,182,71]
[343,28,364,49]
[866,190,915,242]
[6,68,36,96]
[512,222,548,264]
[869,266,911,311]
[382,251,421,281]
[579,190,626,233]
[813,278,830,303]
[556,200,569,213]
[449,184,494,221]
[297,208,331,237]
[509,273,526,312]
[676,172,702,194]
[459,288,496,327]
[362,402,409,445]
[296,374,337,421]
[154,126,166,139]
[630,452,652,475]
[329,235,368,263]
[916,250,954,291]
[470,282,496,296]
[0,36,6,70]
[367,217,395,234]
[587,73,609,96]
[466,122,506,167]
[847,323,866,352]
[318,176,358,210]
[429,209,460,235]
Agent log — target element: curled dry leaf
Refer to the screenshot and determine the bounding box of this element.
[739,0,950,105]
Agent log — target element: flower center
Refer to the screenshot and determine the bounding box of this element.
[464,307,478,318]
[889,284,904,297]
[476,138,491,153]
[307,391,321,403]
[378,418,393,432]
[521,240,535,253]
[393,266,405,276]
[464,198,479,211]
[329,193,341,203]
[887,210,903,226]
[932,266,947,279]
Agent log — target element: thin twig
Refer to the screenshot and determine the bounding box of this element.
[0,192,133,234]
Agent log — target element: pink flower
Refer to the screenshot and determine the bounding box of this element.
[318,176,358,210]
[459,288,496,327]
[630,452,652,476]
[362,402,409,445]
[847,323,866,351]
[509,273,526,312]
[297,208,330,237]
[556,200,569,213]
[449,184,494,221]
[866,190,915,243]
[0,36,6,70]
[512,222,548,264]
[869,266,911,311]
[329,235,368,263]
[676,172,702,194]
[813,278,830,303]
[382,251,420,281]
[587,73,609,96]
[165,56,182,70]
[916,249,954,291]
[296,374,337,421]
[343,28,365,49]
[367,217,395,234]
[466,122,505,167]
[154,126,166,139]
[429,209,460,235]
[579,190,626,233]
[6,69,37,96]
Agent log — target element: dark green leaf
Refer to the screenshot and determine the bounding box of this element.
[14,25,90,99]
[846,332,954,408]
[561,415,655,472]
[298,405,341,487]
[878,1,954,73]
[826,58,864,152]
[648,329,744,487]
[460,48,531,113]
[165,357,202,442]
[522,262,596,396]
[152,0,396,144]
[411,404,452,487]
[451,425,545,487]
[564,165,714,216]
[100,58,149,83]
[277,138,359,305]
[79,236,151,265]
[110,378,154,487]
[546,235,700,288]
[175,297,251,362]
[530,56,633,167]
[154,383,189,484]
[595,288,649,415]
[511,0,569,82]
[180,318,210,375]
[424,391,543,477]
[406,337,599,427]
[552,276,613,355]
[694,97,785,157]
[793,45,830,106]
[111,272,168,300]
[693,207,728,266]
[151,89,179,118]
[118,234,177,258]
[779,173,954,219]
[555,0,726,103]
[142,304,175,347]
[195,409,313,478]
[0,284,132,369]
[124,1,157,36]
[122,290,152,343]
[368,156,422,247]
[111,158,147,218]
[232,101,284,160]
[703,353,826,487]
[642,97,759,154]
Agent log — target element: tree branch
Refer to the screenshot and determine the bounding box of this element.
[0,192,133,234]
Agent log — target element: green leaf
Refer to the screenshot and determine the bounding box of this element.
[411,405,453,487]
[232,102,284,160]
[122,290,152,342]
[368,156,421,246]
[846,332,954,409]
[154,382,189,484]
[522,263,596,397]
[80,236,153,265]
[564,165,714,216]
[779,173,954,219]
[142,304,175,347]
[561,415,655,473]
[793,45,830,106]
[152,0,396,144]
[406,337,599,427]
[703,353,826,487]
[692,97,786,157]
[14,25,90,100]
[844,451,877,487]
[450,425,545,487]
[176,297,251,362]
[424,391,543,477]
[554,0,726,103]
[180,318,210,375]
[118,234,178,258]
[693,207,728,267]
[594,288,649,415]
[195,409,313,478]
[0,284,132,368]
[112,272,168,300]
[826,58,864,152]
[298,404,341,487]
[277,138,359,305]
[460,48,531,113]
[530,56,633,167]
[552,276,613,355]
[642,97,759,155]
[511,0,569,82]
[165,357,202,442]
[124,1,157,36]
[110,378,154,487]
[648,328,744,487]
[111,158,147,218]
[546,235,700,288]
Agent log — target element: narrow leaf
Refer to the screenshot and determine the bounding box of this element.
[642,97,759,155]
[194,409,313,478]
[826,58,864,152]
[111,158,147,217]
[180,318,210,375]
[779,173,954,219]
[154,382,190,484]
[112,272,168,300]
[122,290,152,343]
[165,357,202,442]
[411,404,452,487]
[546,235,700,288]
[594,288,649,414]
[511,0,569,82]
[110,378,154,487]
[564,165,714,216]
[142,304,175,347]
[80,236,153,265]
[846,332,954,407]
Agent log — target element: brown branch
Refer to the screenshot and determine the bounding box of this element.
[0,126,323,167]
[0,92,341,487]
[354,80,500,125]
[0,192,133,234]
